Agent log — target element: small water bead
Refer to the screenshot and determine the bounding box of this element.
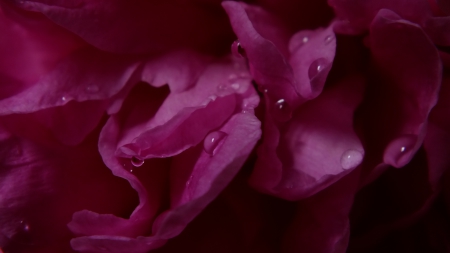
[340,149,363,170]
[308,58,329,80]
[383,135,417,168]
[61,96,67,102]
[131,156,144,167]
[324,35,334,45]
[20,221,30,232]
[203,131,228,155]
[302,36,309,44]
[272,99,292,122]
[231,40,246,58]
[257,85,268,94]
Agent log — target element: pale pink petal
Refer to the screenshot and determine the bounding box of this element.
[251,77,365,200]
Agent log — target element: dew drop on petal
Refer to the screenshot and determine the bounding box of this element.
[302,36,309,44]
[324,35,334,45]
[203,131,228,155]
[308,58,329,80]
[257,85,268,94]
[272,99,292,122]
[340,149,363,170]
[131,156,144,167]
[61,96,67,102]
[383,135,418,168]
[231,40,246,58]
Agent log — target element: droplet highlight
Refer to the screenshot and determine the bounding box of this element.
[131,156,144,167]
[231,40,246,58]
[203,131,228,155]
[340,149,363,170]
[272,99,292,122]
[324,35,334,45]
[61,96,67,102]
[383,135,418,168]
[308,58,329,80]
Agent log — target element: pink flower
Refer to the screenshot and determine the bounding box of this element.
[0,2,261,252]
[1,0,450,252]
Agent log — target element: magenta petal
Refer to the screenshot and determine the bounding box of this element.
[118,95,237,159]
[425,74,450,188]
[368,9,441,168]
[289,23,336,99]
[0,125,137,252]
[154,113,261,235]
[69,55,261,252]
[349,150,437,251]
[222,1,300,107]
[283,170,360,253]
[0,1,82,93]
[70,113,261,253]
[1,100,107,146]
[328,0,432,34]
[0,48,139,115]
[425,16,450,46]
[14,0,234,54]
[251,77,365,201]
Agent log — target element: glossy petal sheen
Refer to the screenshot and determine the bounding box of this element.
[69,54,261,252]
[251,77,365,201]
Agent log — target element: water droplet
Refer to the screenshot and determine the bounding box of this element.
[324,35,334,45]
[230,83,240,90]
[131,156,144,167]
[383,135,418,168]
[228,74,237,80]
[231,40,246,58]
[203,131,228,155]
[186,175,193,187]
[308,58,329,80]
[257,85,268,94]
[61,96,67,102]
[86,85,99,93]
[340,150,363,170]
[302,36,309,44]
[272,99,292,122]
[20,221,30,232]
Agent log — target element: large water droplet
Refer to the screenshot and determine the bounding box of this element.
[20,221,30,232]
[340,149,363,170]
[131,156,144,167]
[203,131,228,155]
[308,58,329,80]
[302,36,309,44]
[383,135,418,168]
[231,40,246,58]
[272,99,292,122]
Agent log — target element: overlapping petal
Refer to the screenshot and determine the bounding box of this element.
[68,54,261,252]
[12,0,235,54]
